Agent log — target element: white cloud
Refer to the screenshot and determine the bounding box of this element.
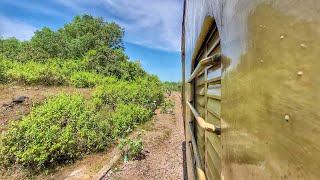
[57,0,183,52]
[0,16,36,40]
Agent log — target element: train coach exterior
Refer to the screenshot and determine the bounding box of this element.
[181,0,320,179]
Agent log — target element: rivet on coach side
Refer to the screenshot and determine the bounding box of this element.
[297,71,303,76]
[285,115,290,122]
[300,43,307,48]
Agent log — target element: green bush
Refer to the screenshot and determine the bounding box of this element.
[110,103,152,137]
[69,71,102,88]
[118,136,143,161]
[6,61,66,85]
[0,56,152,87]
[92,75,164,109]
[0,58,16,83]
[0,66,5,83]
[0,89,160,171]
[0,58,10,83]
[0,94,113,170]
[160,100,175,114]
[163,81,182,92]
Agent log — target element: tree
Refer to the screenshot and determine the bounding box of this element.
[16,41,50,63]
[83,46,128,78]
[0,37,20,60]
[31,27,66,59]
[61,14,125,58]
[122,60,146,81]
[1,15,125,61]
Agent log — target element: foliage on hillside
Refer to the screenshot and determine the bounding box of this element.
[0,14,146,86]
[92,75,164,109]
[0,77,162,171]
[0,51,145,87]
[0,94,112,170]
[0,14,165,171]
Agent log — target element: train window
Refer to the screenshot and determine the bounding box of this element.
[192,21,222,180]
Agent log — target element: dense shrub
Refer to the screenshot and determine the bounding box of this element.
[163,81,182,92]
[92,75,164,109]
[69,71,102,88]
[110,103,152,137]
[0,86,162,170]
[118,136,143,161]
[0,58,9,83]
[0,53,149,87]
[6,61,66,85]
[0,72,6,84]
[160,100,175,114]
[0,94,113,170]
[136,75,164,106]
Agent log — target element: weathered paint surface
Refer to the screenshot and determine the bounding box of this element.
[182,0,320,179]
[221,4,320,179]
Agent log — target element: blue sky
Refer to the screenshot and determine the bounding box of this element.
[0,0,183,82]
